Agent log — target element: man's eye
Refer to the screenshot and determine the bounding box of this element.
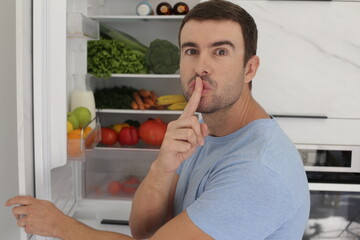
[216,49,227,56]
[185,49,197,55]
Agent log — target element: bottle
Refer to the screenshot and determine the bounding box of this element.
[70,74,96,129]
[136,2,154,16]
[156,2,172,15]
[173,2,189,15]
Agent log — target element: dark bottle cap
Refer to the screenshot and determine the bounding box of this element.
[173,2,189,15]
[156,2,173,15]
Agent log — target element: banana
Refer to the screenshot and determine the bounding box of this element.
[167,101,188,110]
[156,94,186,105]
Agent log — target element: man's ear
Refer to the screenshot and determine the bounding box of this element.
[244,55,260,84]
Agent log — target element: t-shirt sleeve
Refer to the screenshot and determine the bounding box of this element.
[185,161,294,240]
[176,160,185,175]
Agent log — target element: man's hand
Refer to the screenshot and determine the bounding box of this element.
[155,77,209,174]
[129,77,209,238]
[5,195,69,238]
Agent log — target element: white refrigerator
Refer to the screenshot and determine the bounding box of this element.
[2,0,360,239]
[2,0,197,239]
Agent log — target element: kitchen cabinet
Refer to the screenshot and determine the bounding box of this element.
[214,0,360,148]
[235,0,360,119]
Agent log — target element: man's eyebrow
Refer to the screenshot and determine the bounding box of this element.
[181,42,198,49]
[211,40,235,49]
[181,41,235,49]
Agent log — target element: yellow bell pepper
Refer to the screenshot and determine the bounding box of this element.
[113,123,130,134]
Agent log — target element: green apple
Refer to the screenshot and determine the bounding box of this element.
[67,112,79,129]
[72,107,91,128]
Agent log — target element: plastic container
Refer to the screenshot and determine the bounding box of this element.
[67,119,101,160]
[84,149,156,199]
[67,13,99,40]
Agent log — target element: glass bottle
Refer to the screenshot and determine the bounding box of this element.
[156,2,172,15]
[173,2,189,15]
[70,74,96,129]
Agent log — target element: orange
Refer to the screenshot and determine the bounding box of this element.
[68,129,82,139]
[83,126,93,139]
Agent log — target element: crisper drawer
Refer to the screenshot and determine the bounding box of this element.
[303,190,360,240]
[84,148,157,200]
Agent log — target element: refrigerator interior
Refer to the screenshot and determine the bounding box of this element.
[45,0,201,236]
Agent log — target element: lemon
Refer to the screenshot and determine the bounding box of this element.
[67,112,79,129]
[67,121,74,134]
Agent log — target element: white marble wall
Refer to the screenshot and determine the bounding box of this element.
[233,1,360,119]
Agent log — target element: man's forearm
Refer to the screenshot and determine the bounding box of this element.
[58,216,133,240]
[129,160,177,239]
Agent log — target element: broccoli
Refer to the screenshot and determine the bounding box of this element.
[145,39,180,74]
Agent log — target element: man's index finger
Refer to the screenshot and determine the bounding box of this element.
[180,77,203,119]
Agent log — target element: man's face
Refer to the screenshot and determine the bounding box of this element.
[179,19,247,113]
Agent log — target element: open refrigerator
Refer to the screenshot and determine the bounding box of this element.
[18,0,360,239]
[29,0,201,239]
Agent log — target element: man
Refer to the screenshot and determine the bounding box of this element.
[6,0,310,239]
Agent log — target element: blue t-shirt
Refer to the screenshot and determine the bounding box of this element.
[174,118,310,240]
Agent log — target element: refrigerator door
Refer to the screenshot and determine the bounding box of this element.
[1,0,34,239]
[33,0,67,172]
[33,1,74,239]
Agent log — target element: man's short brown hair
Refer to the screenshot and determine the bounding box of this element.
[178,0,258,67]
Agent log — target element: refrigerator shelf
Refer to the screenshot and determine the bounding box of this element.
[97,109,185,115]
[95,142,160,152]
[89,73,180,79]
[90,15,184,22]
[110,73,180,79]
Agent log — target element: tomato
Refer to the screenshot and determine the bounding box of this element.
[122,177,140,194]
[118,126,139,145]
[107,181,123,196]
[100,127,118,145]
[139,118,167,146]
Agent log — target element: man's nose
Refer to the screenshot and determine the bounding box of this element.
[194,53,211,76]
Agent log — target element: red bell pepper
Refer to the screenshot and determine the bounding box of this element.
[118,126,139,145]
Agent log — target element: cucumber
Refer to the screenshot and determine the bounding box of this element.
[100,23,148,53]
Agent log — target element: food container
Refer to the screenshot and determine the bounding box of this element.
[84,149,156,200]
[67,119,101,160]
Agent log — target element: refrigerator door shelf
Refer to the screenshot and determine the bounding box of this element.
[67,120,101,161]
[67,13,99,40]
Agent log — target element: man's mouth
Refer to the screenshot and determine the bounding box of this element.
[188,78,213,95]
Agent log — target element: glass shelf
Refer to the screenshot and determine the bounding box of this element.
[110,73,180,78]
[97,109,185,115]
[90,15,184,22]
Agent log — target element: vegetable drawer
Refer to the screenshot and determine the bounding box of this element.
[84,148,157,200]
